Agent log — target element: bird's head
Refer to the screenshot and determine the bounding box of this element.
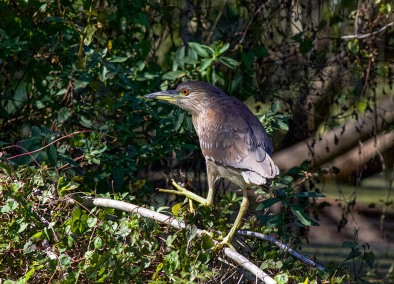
[145,81,225,114]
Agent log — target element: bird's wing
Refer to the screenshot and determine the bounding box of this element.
[198,100,278,183]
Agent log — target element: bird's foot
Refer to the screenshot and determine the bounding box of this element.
[215,236,235,251]
[157,180,188,195]
[158,179,208,206]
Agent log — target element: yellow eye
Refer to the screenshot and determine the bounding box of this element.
[182,89,189,96]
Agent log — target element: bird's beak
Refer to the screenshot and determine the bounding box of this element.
[145,90,179,103]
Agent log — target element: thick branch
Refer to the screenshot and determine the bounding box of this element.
[321,130,394,177]
[80,196,276,284]
[273,99,394,172]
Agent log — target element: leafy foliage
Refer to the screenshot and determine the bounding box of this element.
[0,0,391,282]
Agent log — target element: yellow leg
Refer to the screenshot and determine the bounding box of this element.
[159,179,215,207]
[220,188,249,248]
[188,199,195,213]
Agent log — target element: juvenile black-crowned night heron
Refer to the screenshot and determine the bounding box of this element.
[146,81,279,247]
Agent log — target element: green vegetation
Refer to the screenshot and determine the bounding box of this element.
[1,0,393,283]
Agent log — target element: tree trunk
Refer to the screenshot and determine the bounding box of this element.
[273,98,394,172]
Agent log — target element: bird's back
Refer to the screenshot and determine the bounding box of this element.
[193,94,279,186]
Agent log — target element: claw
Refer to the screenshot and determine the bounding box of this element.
[216,236,236,251]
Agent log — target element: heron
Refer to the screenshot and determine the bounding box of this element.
[146,81,279,247]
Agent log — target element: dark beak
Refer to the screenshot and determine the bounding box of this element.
[145,90,179,103]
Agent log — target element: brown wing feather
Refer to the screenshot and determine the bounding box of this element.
[196,96,278,182]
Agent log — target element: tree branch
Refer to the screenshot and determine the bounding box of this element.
[236,230,325,270]
[321,130,394,177]
[79,196,279,283]
[340,21,394,40]
[273,98,394,172]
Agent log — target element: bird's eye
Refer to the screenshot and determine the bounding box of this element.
[182,89,189,96]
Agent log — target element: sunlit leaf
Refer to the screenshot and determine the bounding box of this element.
[162,70,186,81]
[218,57,240,69]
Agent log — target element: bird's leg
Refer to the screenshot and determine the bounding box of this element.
[219,187,249,248]
[158,179,214,206]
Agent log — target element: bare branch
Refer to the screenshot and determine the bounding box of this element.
[79,196,277,284]
[236,230,325,270]
[4,130,92,161]
[340,21,394,40]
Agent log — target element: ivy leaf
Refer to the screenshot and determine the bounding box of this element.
[59,254,71,268]
[186,225,198,253]
[363,251,375,268]
[93,236,104,249]
[23,240,37,255]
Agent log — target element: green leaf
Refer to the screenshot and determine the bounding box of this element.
[23,240,37,255]
[87,216,98,228]
[218,56,240,69]
[218,42,230,54]
[201,234,214,249]
[23,266,39,282]
[163,250,180,275]
[300,37,313,54]
[175,46,185,68]
[71,207,88,235]
[58,178,80,198]
[80,115,93,128]
[171,202,183,217]
[363,251,375,268]
[345,248,361,261]
[256,197,281,211]
[94,236,104,249]
[58,107,70,123]
[188,42,213,58]
[293,192,325,198]
[254,45,269,58]
[186,225,198,252]
[1,198,19,213]
[109,56,129,63]
[59,254,71,268]
[277,120,289,131]
[84,24,96,46]
[46,145,57,166]
[290,204,313,226]
[270,101,280,112]
[200,58,213,71]
[17,222,28,233]
[162,70,186,81]
[174,112,185,131]
[0,162,12,177]
[274,273,289,284]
